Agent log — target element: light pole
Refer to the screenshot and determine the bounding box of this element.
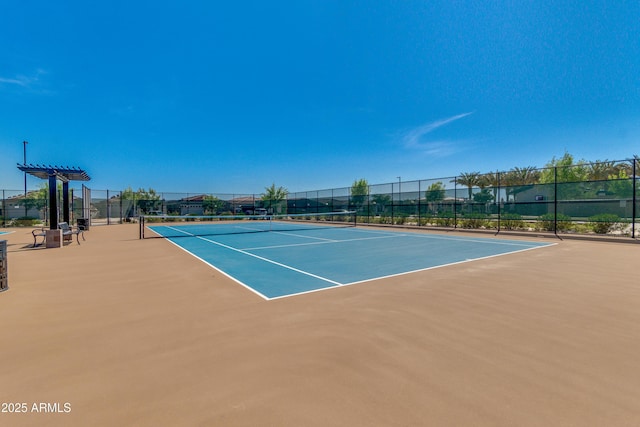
[23,141,28,218]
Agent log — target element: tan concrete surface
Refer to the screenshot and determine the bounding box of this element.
[0,224,639,426]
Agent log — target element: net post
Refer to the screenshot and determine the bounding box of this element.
[139,215,144,239]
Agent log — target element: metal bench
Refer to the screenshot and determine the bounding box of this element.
[58,222,85,245]
[31,228,47,247]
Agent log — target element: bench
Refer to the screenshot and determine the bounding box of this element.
[58,222,85,245]
[32,228,47,247]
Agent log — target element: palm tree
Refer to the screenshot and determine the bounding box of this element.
[587,160,617,181]
[587,160,618,195]
[262,184,288,214]
[453,172,481,201]
[482,171,501,203]
[615,156,639,177]
[503,166,540,202]
[512,166,541,184]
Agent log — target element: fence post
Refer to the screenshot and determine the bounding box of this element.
[417,180,421,227]
[554,166,559,238]
[496,172,501,234]
[366,186,370,223]
[391,184,394,225]
[331,189,335,213]
[453,177,458,228]
[633,159,637,239]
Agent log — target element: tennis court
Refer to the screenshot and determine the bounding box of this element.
[144,214,553,299]
[2,224,640,426]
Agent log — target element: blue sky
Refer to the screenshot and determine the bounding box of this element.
[1,1,639,194]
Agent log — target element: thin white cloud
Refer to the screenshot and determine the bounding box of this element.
[0,76,29,86]
[0,69,47,90]
[402,112,473,157]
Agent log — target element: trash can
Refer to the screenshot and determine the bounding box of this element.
[77,218,89,231]
[0,240,7,292]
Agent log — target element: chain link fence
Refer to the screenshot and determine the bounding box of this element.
[2,158,638,239]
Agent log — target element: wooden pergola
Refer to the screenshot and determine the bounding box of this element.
[17,164,91,229]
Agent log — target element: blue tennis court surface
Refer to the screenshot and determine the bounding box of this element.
[149,223,553,300]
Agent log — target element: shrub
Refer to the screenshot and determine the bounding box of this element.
[419,215,433,226]
[435,212,455,227]
[538,213,572,232]
[501,213,524,230]
[395,215,407,225]
[460,213,488,229]
[588,214,621,234]
[10,217,40,227]
[378,215,392,224]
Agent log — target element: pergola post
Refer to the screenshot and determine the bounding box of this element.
[63,181,70,224]
[48,174,58,230]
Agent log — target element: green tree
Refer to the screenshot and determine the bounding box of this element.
[607,169,634,198]
[453,172,481,201]
[481,171,501,202]
[585,160,618,195]
[425,181,445,202]
[539,152,589,184]
[350,178,369,209]
[502,166,540,202]
[539,153,589,200]
[587,160,617,181]
[473,188,494,203]
[121,187,161,215]
[203,195,225,215]
[262,183,288,213]
[425,181,446,214]
[371,193,391,215]
[23,183,50,217]
[612,158,636,178]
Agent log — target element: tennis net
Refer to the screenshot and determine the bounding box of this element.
[139,211,357,239]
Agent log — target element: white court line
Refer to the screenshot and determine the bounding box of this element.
[164,225,343,287]
[344,227,549,248]
[272,230,338,242]
[156,224,555,301]
[235,225,271,232]
[241,234,402,251]
[158,235,270,300]
[266,242,556,300]
[342,243,556,286]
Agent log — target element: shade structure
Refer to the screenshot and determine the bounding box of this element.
[17,164,91,229]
